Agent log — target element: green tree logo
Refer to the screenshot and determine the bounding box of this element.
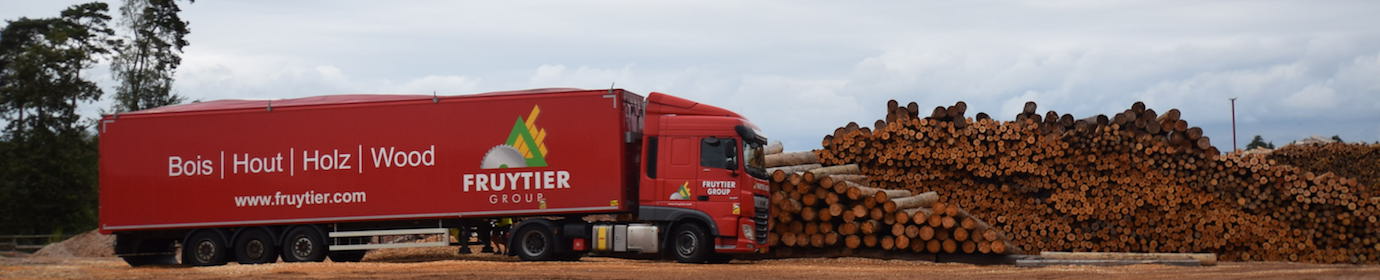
[505,105,549,167]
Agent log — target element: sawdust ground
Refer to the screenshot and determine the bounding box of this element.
[29,230,114,258]
[4,247,1380,280]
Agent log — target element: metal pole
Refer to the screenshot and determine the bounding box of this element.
[1230,97,1237,152]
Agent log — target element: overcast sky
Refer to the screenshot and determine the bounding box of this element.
[5,0,1379,150]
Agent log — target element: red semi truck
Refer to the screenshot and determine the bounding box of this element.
[99,88,770,266]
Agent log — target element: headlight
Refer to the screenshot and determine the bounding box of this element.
[742,224,754,241]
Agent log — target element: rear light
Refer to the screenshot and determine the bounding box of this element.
[572,238,587,251]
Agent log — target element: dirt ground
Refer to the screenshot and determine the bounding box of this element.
[3,247,1380,280]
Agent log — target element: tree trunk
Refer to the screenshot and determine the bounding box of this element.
[766,151,820,167]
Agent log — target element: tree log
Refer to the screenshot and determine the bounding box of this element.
[765,141,784,155]
[766,151,820,168]
[891,191,939,209]
[808,164,861,177]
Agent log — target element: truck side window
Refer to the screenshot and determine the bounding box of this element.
[646,136,658,178]
[700,137,736,169]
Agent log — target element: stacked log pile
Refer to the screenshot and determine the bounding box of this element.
[1268,142,1380,199]
[814,100,1380,264]
[763,146,1021,257]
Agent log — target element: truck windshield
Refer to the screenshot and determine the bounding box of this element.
[744,141,767,180]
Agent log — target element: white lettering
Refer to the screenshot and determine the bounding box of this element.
[303,149,353,171]
[232,153,284,174]
[461,170,573,193]
[702,180,737,196]
[476,174,489,191]
[168,155,214,177]
[462,174,474,192]
[371,145,435,168]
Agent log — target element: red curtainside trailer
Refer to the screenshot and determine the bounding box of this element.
[100,88,770,266]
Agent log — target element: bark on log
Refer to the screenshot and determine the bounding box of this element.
[766,151,820,168]
[891,191,939,209]
[807,164,861,177]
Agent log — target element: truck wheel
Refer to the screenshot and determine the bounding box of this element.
[670,223,713,263]
[514,224,556,261]
[328,250,368,262]
[281,226,327,262]
[234,228,278,264]
[121,255,177,266]
[182,230,229,266]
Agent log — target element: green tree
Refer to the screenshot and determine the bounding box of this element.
[1331,135,1343,143]
[0,2,115,234]
[1245,135,1274,150]
[111,0,191,112]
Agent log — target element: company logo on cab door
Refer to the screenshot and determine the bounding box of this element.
[462,105,572,205]
[669,181,692,200]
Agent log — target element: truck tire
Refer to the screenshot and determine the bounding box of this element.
[328,250,368,262]
[281,226,327,262]
[182,230,229,266]
[670,223,713,263]
[514,224,556,261]
[121,255,177,266]
[233,228,278,264]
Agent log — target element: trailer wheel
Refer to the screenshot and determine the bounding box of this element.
[327,250,367,262]
[182,230,229,266]
[670,223,712,263]
[514,224,556,261]
[234,228,278,264]
[281,226,327,262]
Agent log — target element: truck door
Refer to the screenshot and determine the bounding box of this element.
[657,136,738,202]
[660,136,699,201]
[697,137,740,202]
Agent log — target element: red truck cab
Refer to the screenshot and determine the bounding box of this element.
[637,93,771,257]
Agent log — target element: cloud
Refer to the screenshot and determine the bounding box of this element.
[397,75,482,94]
[173,49,484,101]
[9,0,1376,145]
[1284,84,1338,110]
[731,75,857,151]
[528,64,631,89]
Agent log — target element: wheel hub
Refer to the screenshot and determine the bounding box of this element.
[195,240,216,263]
[522,231,546,256]
[676,232,698,256]
[246,239,265,260]
[293,236,314,258]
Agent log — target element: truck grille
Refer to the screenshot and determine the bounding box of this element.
[753,195,769,244]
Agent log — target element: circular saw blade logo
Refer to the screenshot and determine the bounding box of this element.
[481,105,549,169]
[669,181,692,200]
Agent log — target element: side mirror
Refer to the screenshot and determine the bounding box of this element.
[725,159,738,171]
